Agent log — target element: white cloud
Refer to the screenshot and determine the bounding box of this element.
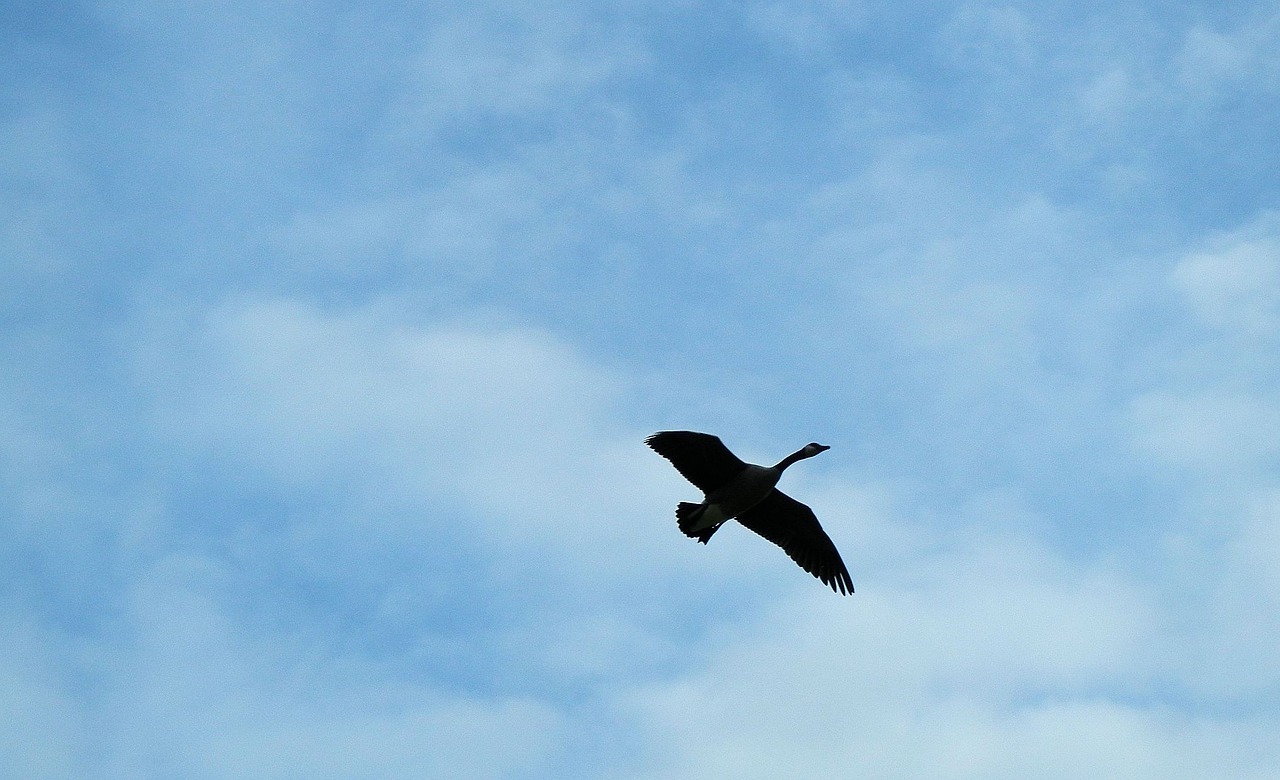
[939,4,1037,73]
[617,523,1279,779]
[1128,391,1280,473]
[1129,215,1280,478]
[0,400,72,535]
[129,296,724,598]
[746,0,869,55]
[11,243,1280,780]
[0,622,82,778]
[381,4,645,142]
[1115,215,1280,720]
[1175,13,1280,94]
[1172,218,1280,338]
[802,187,1085,386]
[2,561,573,779]
[1186,489,1280,702]
[264,165,576,284]
[1076,68,1137,123]
[83,554,567,779]
[0,109,88,276]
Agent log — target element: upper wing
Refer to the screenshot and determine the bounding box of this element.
[645,431,748,493]
[736,490,854,595]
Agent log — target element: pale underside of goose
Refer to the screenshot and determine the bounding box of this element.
[646,430,854,595]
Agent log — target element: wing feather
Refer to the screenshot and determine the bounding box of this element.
[645,431,748,493]
[736,490,854,595]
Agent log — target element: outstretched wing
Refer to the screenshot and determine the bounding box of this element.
[736,490,854,595]
[645,431,748,494]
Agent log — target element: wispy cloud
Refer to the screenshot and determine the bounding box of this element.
[4,0,1280,776]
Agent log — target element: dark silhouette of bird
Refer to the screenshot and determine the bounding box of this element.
[646,430,854,595]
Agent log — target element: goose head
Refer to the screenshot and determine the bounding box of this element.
[775,441,830,470]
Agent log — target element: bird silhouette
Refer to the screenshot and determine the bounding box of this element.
[647,431,853,594]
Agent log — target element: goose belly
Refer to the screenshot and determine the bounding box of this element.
[702,466,780,523]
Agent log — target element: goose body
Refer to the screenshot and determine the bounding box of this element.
[646,430,854,595]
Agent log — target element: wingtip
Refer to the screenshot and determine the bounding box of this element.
[827,571,855,596]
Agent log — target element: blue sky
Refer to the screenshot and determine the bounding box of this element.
[4,1,1280,776]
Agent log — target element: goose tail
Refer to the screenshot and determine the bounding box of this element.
[676,502,721,544]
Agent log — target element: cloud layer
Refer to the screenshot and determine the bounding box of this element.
[4,1,1280,777]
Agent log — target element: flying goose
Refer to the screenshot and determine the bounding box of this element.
[646,430,854,595]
